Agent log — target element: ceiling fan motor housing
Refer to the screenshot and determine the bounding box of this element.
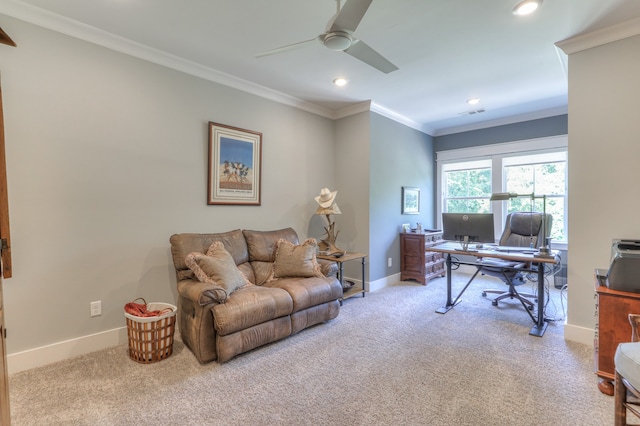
[323,31,353,51]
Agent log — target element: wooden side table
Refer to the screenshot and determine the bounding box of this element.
[594,273,640,395]
[318,252,367,304]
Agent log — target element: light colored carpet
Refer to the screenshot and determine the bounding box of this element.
[9,273,615,425]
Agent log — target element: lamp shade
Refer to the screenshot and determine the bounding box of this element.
[490,192,518,201]
[315,203,341,215]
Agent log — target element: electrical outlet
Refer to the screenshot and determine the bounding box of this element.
[90,301,102,317]
[388,257,392,267]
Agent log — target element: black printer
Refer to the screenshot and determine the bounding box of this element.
[605,239,640,292]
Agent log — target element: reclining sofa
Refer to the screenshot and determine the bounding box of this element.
[169,227,342,363]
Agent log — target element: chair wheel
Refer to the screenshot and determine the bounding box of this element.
[492,300,498,306]
[482,291,487,297]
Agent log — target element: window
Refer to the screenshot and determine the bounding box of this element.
[502,152,567,242]
[436,136,568,247]
[442,160,491,213]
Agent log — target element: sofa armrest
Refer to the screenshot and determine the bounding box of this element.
[317,258,338,277]
[177,279,228,305]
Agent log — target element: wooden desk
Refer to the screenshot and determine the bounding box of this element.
[318,252,367,303]
[428,242,560,337]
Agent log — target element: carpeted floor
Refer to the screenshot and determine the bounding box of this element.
[8,272,618,425]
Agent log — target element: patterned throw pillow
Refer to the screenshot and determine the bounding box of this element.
[185,241,251,301]
[272,238,324,279]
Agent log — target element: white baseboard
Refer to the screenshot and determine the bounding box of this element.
[563,323,595,346]
[343,272,400,294]
[8,276,593,374]
[7,326,128,374]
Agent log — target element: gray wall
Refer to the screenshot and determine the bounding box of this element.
[332,112,371,282]
[0,17,337,354]
[434,115,568,151]
[369,113,434,282]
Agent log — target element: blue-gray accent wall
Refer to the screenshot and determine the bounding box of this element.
[369,112,434,282]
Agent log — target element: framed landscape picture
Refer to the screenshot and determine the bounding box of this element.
[402,187,420,214]
[208,122,262,205]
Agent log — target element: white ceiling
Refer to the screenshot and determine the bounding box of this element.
[2,0,640,135]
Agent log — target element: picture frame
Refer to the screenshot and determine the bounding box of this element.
[401,223,411,233]
[402,187,420,215]
[208,122,262,205]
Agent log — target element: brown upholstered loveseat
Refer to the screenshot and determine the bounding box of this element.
[169,227,342,363]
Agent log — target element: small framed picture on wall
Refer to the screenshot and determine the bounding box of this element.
[402,187,420,215]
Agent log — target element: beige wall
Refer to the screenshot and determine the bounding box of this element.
[566,34,640,340]
[0,17,336,358]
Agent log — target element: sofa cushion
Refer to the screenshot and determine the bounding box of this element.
[251,261,276,286]
[212,285,293,336]
[264,276,343,312]
[170,230,250,281]
[185,241,252,302]
[273,238,324,279]
[243,228,299,262]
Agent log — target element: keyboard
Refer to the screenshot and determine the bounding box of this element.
[494,246,537,254]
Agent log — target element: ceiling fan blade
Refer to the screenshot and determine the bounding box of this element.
[256,37,319,58]
[344,40,398,74]
[329,0,373,33]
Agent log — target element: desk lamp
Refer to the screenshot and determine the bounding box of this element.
[490,192,553,257]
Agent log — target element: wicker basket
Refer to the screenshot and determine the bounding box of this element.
[124,302,177,364]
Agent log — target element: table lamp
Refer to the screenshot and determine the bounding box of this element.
[314,188,345,256]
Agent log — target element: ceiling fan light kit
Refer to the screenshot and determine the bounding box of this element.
[513,0,542,16]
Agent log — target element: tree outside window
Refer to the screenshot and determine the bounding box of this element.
[444,167,491,213]
[504,160,566,242]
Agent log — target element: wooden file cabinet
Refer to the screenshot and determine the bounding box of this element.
[400,231,446,285]
[594,274,640,395]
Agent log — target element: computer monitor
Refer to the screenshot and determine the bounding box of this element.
[442,213,495,250]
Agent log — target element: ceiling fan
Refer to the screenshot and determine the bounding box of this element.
[256,0,398,74]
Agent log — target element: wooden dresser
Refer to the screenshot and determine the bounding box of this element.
[400,230,445,285]
[594,273,640,395]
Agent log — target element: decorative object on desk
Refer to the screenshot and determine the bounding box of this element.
[490,192,552,256]
[402,187,420,214]
[208,122,262,205]
[416,222,423,233]
[314,187,346,256]
[401,223,410,233]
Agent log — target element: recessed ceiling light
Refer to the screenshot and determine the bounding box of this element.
[513,0,542,16]
[333,77,348,87]
[467,98,480,105]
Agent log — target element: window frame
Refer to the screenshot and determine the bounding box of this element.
[436,135,568,250]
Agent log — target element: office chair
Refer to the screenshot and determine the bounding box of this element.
[480,212,552,309]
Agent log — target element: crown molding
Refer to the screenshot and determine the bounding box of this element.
[0,0,335,120]
[370,102,434,135]
[556,16,640,55]
[332,101,371,119]
[1,0,568,139]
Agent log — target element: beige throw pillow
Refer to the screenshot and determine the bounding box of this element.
[185,241,251,301]
[273,238,324,279]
